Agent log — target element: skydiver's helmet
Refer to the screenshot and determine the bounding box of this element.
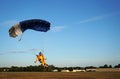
[39,52,42,55]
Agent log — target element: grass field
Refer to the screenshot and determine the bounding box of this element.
[0,72,120,79]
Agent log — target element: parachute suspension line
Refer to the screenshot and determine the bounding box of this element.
[40,32,46,53]
[18,34,23,42]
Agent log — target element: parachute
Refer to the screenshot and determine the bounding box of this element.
[9,19,50,67]
[9,19,50,38]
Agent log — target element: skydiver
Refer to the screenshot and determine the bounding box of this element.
[34,52,47,68]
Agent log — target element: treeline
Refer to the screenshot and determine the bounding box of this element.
[0,64,120,72]
[0,65,55,72]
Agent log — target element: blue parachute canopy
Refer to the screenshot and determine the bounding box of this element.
[9,19,50,38]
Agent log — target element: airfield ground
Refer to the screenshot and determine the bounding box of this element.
[0,72,120,79]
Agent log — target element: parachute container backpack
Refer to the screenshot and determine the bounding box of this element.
[9,19,50,38]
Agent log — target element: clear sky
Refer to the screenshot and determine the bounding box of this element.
[0,0,120,67]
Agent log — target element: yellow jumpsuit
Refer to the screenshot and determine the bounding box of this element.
[35,54,47,68]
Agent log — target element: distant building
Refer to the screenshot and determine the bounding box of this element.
[53,69,58,72]
[61,69,70,72]
[72,69,86,72]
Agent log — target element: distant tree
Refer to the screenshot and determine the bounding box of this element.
[104,64,109,68]
[108,65,112,68]
[99,64,112,68]
[68,67,73,71]
[55,67,61,72]
[9,66,19,72]
[85,66,97,69]
[46,65,55,72]
[0,67,10,72]
[114,64,120,68]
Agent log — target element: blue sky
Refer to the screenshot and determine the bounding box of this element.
[0,0,120,67]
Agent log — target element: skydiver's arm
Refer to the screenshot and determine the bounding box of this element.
[34,57,38,63]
